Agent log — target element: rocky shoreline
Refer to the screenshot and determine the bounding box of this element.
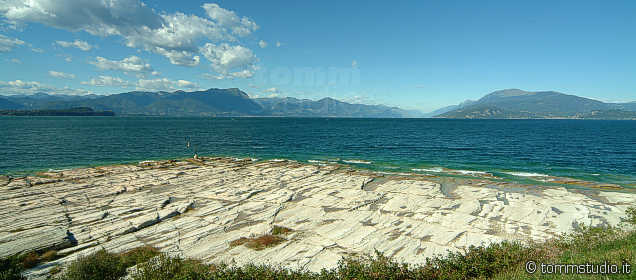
[1,157,634,279]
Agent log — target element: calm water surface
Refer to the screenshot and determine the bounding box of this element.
[1,117,634,187]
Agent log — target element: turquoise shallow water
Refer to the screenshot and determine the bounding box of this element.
[1,117,635,187]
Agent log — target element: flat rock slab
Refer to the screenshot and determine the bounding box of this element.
[0,226,75,258]
[0,157,634,279]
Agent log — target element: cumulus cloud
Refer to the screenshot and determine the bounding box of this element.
[48,70,76,79]
[0,34,24,52]
[81,76,131,87]
[200,43,257,78]
[90,55,154,74]
[0,1,259,72]
[352,60,358,68]
[202,3,257,36]
[136,78,198,91]
[276,41,282,47]
[258,40,267,48]
[10,58,21,64]
[0,79,90,95]
[55,39,93,51]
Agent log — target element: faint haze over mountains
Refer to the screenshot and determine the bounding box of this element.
[1,1,636,112]
[0,88,418,118]
[1,88,635,119]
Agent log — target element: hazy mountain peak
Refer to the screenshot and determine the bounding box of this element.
[483,89,533,98]
[437,89,636,119]
[318,97,338,102]
[203,87,249,98]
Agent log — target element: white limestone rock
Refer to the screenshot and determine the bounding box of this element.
[0,157,634,280]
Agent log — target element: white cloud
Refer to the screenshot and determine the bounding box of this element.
[10,58,21,64]
[0,34,24,52]
[55,39,93,51]
[352,60,358,68]
[153,48,200,66]
[31,47,44,53]
[202,3,258,36]
[258,40,267,48]
[0,79,90,95]
[136,78,199,91]
[0,1,258,68]
[200,43,256,79]
[177,79,197,88]
[48,70,75,79]
[81,76,131,87]
[229,69,254,79]
[90,55,154,74]
[264,87,280,93]
[201,73,225,80]
[64,56,72,62]
[276,41,282,47]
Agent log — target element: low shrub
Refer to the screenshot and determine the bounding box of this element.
[19,253,39,270]
[130,254,213,280]
[120,246,160,268]
[0,254,26,280]
[230,234,287,251]
[333,250,412,280]
[415,241,536,279]
[56,250,127,280]
[625,206,636,226]
[55,247,160,280]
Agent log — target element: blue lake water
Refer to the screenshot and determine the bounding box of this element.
[1,117,635,187]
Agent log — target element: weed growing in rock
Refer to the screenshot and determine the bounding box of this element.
[230,234,287,251]
[272,225,293,235]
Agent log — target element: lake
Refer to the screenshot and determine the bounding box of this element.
[1,117,634,187]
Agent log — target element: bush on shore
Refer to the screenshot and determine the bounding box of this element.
[0,254,26,280]
[0,249,60,280]
[55,246,160,280]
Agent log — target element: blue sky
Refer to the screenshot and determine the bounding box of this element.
[0,0,635,112]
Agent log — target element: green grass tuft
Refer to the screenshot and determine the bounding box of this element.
[272,225,293,235]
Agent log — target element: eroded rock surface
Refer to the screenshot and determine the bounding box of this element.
[1,158,634,279]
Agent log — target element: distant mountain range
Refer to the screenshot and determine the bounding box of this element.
[0,88,417,118]
[436,89,636,119]
[3,88,634,119]
[254,96,418,117]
